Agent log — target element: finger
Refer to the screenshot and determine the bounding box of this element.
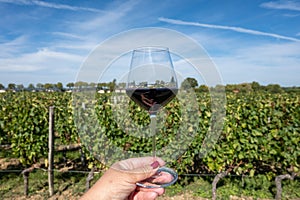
[136,187,165,195]
[152,171,174,183]
[132,191,161,200]
[111,157,166,183]
[135,170,174,188]
[113,157,165,170]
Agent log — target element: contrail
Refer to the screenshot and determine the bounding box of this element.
[260,1,300,12]
[0,0,103,13]
[159,17,300,42]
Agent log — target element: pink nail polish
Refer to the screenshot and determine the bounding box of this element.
[151,161,159,169]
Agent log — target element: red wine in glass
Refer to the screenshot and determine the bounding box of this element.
[126,87,178,115]
[126,46,178,188]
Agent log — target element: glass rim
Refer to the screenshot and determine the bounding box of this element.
[133,46,169,52]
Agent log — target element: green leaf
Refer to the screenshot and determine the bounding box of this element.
[249,169,255,177]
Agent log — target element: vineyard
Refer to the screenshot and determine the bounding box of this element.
[0,89,299,199]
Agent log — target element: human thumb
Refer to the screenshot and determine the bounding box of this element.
[126,160,160,183]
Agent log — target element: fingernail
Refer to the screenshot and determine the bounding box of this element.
[151,161,160,169]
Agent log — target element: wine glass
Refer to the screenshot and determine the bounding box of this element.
[126,46,178,188]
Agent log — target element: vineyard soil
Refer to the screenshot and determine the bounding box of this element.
[0,158,295,200]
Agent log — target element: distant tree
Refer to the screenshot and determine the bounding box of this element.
[28,83,35,91]
[155,80,163,87]
[138,81,148,87]
[16,84,24,91]
[181,77,198,90]
[109,79,117,91]
[36,83,44,89]
[8,83,16,90]
[225,84,237,92]
[44,83,53,90]
[82,82,89,88]
[89,82,97,88]
[251,81,261,92]
[97,83,105,90]
[66,82,74,89]
[283,86,300,93]
[211,84,226,92]
[266,84,283,93]
[198,85,209,92]
[75,81,88,89]
[239,83,253,93]
[170,76,175,83]
[225,83,253,93]
[0,83,4,90]
[56,82,63,91]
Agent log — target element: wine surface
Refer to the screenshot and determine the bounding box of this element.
[126,88,178,112]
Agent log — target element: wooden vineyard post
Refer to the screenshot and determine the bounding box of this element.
[85,167,95,192]
[22,170,30,196]
[48,106,55,196]
[21,165,36,196]
[212,171,228,200]
[275,173,296,200]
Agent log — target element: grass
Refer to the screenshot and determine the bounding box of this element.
[0,149,101,199]
[0,169,105,199]
[1,169,300,199]
[1,149,299,199]
[164,175,300,200]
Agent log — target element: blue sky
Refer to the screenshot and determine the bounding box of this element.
[0,0,299,87]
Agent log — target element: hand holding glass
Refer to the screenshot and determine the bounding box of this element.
[126,47,178,188]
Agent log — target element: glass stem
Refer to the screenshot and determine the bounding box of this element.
[150,114,157,158]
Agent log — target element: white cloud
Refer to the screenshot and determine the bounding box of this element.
[1,1,299,86]
[0,48,83,72]
[215,57,300,86]
[0,35,29,57]
[0,0,103,12]
[74,0,138,32]
[51,42,96,52]
[177,27,300,86]
[0,0,141,85]
[158,17,300,42]
[212,42,300,86]
[282,13,300,17]
[51,32,86,40]
[260,0,300,11]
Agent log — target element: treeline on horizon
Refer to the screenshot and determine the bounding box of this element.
[0,78,300,93]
